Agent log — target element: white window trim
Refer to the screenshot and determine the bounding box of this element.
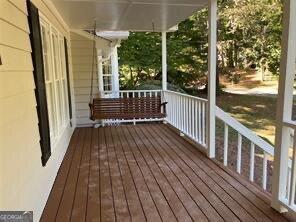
[102,60,112,92]
[39,13,70,149]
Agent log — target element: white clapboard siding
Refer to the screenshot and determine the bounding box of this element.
[72,60,97,67]
[0,0,30,32]
[73,73,98,80]
[74,79,99,88]
[0,20,31,51]
[0,71,35,99]
[71,48,98,56]
[6,0,28,15]
[70,32,89,40]
[0,91,37,127]
[0,1,74,222]
[71,41,94,49]
[75,94,91,103]
[75,109,90,118]
[72,64,98,72]
[71,56,98,64]
[71,31,101,126]
[1,112,40,209]
[0,45,33,71]
[75,102,91,110]
[74,87,95,96]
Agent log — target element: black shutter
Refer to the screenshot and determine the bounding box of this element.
[64,38,73,125]
[27,0,51,166]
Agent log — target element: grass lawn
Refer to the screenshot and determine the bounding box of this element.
[216,92,277,145]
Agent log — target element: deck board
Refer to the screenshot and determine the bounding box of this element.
[152,125,269,221]
[157,124,283,221]
[127,125,211,221]
[118,126,163,222]
[109,127,146,221]
[56,128,86,222]
[41,123,289,222]
[138,125,240,222]
[86,128,101,222]
[71,128,92,221]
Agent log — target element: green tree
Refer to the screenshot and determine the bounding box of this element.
[219,0,282,74]
[118,32,161,89]
[118,0,283,91]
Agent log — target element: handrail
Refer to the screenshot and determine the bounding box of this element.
[216,105,276,190]
[104,90,162,93]
[216,106,274,156]
[164,90,208,102]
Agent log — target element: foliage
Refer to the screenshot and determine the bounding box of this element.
[218,0,283,74]
[133,80,186,93]
[118,0,283,90]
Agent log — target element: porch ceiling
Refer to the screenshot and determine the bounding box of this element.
[51,0,207,32]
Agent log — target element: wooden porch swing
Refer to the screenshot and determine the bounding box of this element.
[88,22,167,122]
[89,96,167,121]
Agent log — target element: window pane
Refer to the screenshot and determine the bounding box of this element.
[60,38,66,79]
[63,79,69,124]
[56,80,64,127]
[40,15,71,142]
[103,75,112,91]
[103,61,111,74]
[51,31,60,80]
[40,24,51,82]
[46,83,57,139]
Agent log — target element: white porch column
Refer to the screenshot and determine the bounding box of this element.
[162,32,167,91]
[206,0,217,158]
[97,55,104,98]
[272,0,296,212]
[111,43,120,98]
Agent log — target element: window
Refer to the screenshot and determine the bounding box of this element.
[27,1,51,166]
[40,16,69,146]
[40,20,57,141]
[60,38,69,126]
[103,60,112,91]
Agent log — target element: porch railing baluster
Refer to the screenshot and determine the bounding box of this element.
[263,152,268,190]
[250,142,255,182]
[237,133,242,174]
[223,123,228,166]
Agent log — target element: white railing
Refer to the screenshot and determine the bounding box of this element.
[216,106,274,191]
[163,91,292,195]
[119,90,162,98]
[103,90,162,98]
[164,91,273,191]
[102,89,286,194]
[278,121,296,211]
[164,90,208,149]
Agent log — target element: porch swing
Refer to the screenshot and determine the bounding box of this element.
[88,22,167,122]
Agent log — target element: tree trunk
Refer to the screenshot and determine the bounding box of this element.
[216,52,222,95]
[221,47,225,68]
[227,41,235,68]
[129,66,135,86]
[234,41,238,67]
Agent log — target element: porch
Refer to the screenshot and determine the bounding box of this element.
[41,123,288,222]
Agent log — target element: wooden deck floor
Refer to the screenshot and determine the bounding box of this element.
[41,123,289,222]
